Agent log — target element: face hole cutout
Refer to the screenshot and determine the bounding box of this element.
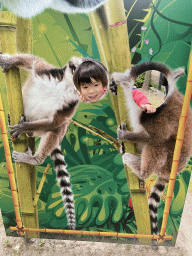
[134,71,167,108]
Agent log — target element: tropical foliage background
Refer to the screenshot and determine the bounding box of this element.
[0,0,192,245]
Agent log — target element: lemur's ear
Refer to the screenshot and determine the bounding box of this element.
[69,61,77,74]
[172,67,185,80]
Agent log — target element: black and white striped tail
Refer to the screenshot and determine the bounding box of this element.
[148,183,165,236]
[51,146,75,230]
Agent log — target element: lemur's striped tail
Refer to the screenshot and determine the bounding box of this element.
[130,61,171,79]
[148,180,166,235]
[51,146,75,230]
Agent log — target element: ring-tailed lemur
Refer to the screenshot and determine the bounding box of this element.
[0,53,108,230]
[0,0,108,18]
[110,61,192,239]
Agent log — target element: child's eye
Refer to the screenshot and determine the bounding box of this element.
[94,84,99,87]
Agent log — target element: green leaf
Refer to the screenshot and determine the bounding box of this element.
[0,180,14,213]
[45,165,124,229]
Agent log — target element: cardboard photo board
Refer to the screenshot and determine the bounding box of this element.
[0,0,192,247]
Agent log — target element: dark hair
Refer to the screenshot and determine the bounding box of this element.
[73,58,108,91]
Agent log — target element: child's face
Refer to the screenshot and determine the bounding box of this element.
[80,78,105,103]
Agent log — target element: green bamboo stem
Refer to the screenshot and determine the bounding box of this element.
[0,11,39,238]
[16,15,39,238]
[34,164,51,207]
[89,0,151,243]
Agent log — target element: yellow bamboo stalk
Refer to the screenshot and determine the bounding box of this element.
[33,164,51,207]
[89,0,151,243]
[0,11,39,238]
[9,226,173,240]
[0,94,24,236]
[16,15,39,238]
[159,51,192,240]
[89,6,121,125]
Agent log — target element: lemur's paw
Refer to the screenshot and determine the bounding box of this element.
[109,79,117,95]
[8,120,27,138]
[117,123,129,140]
[0,54,13,73]
[12,151,25,163]
[12,147,33,163]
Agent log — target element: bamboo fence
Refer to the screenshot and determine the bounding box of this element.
[0,95,24,236]
[9,226,173,241]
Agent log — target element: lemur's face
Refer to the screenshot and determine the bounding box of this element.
[80,78,105,103]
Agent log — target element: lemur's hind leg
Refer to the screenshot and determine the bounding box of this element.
[122,153,141,176]
[118,124,154,180]
[122,150,154,180]
[12,131,60,165]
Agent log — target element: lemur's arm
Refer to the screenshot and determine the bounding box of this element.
[8,111,71,138]
[0,53,54,73]
[117,124,150,143]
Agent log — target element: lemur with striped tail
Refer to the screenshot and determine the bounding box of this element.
[0,53,108,230]
[110,61,192,239]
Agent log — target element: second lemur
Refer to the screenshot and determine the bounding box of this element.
[110,61,192,237]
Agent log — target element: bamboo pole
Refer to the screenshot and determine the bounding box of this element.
[9,226,173,240]
[0,11,39,238]
[0,94,24,236]
[159,51,192,241]
[89,0,151,243]
[16,15,39,238]
[33,164,51,207]
[89,6,120,125]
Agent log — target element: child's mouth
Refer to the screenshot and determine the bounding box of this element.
[88,95,98,100]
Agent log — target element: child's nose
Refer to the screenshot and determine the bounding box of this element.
[89,87,95,93]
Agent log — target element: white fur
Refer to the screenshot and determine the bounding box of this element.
[148,197,159,208]
[61,193,74,202]
[52,153,65,162]
[149,210,157,219]
[57,175,70,184]
[65,208,75,214]
[22,71,79,123]
[0,0,108,18]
